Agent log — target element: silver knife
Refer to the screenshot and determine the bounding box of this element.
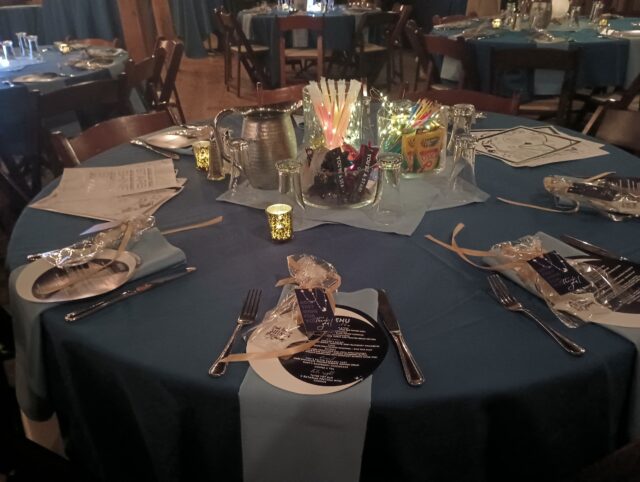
[377,289,425,386]
[560,235,629,262]
[64,266,196,322]
[130,139,180,161]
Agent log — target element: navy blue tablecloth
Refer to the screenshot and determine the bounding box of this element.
[0,5,44,41]
[169,0,225,58]
[0,48,128,156]
[6,113,639,481]
[246,9,360,86]
[41,0,122,44]
[433,27,630,94]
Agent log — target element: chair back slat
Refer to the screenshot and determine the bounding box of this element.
[432,12,477,26]
[490,47,580,126]
[256,82,305,106]
[51,110,177,167]
[405,88,520,115]
[585,106,640,154]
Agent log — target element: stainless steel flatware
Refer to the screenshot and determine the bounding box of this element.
[487,274,585,356]
[560,234,629,262]
[64,266,196,322]
[130,139,180,161]
[209,289,262,377]
[377,289,425,386]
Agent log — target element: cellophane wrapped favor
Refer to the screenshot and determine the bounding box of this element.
[248,254,342,350]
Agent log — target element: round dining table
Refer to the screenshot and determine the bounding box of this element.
[434,18,638,95]
[239,6,378,86]
[0,46,129,158]
[6,113,640,482]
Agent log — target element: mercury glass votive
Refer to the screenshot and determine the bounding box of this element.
[266,203,293,242]
[192,140,211,171]
[492,18,502,29]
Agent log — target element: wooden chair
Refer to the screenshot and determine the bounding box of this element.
[37,77,131,129]
[123,51,166,112]
[50,110,177,167]
[389,3,413,84]
[277,15,324,87]
[152,38,186,123]
[214,8,269,96]
[352,11,399,91]
[490,47,581,126]
[581,71,640,111]
[423,34,478,90]
[404,19,431,91]
[582,105,640,154]
[36,77,131,173]
[65,37,120,48]
[256,82,305,106]
[432,12,478,26]
[404,88,520,115]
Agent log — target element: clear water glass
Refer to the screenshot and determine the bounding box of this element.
[15,32,27,57]
[1,41,16,61]
[590,1,604,22]
[447,104,475,155]
[450,134,477,189]
[228,138,250,194]
[373,153,403,225]
[276,159,305,209]
[27,35,40,59]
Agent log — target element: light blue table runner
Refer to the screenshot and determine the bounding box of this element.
[239,289,379,482]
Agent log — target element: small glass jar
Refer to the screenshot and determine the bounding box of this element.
[1,41,15,61]
[26,35,40,60]
[15,32,27,57]
[450,134,477,190]
[276,159,305,209]
[447,104,475,155]
[373,153,403,225]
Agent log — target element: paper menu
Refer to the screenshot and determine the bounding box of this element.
[30,159,186,221]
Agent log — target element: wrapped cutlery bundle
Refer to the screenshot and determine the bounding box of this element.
[225,254,388,394]
[544,174,640,218]
[427,224,640,327]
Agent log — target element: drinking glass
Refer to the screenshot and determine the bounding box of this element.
[450,134,477,189]
[27,35,40,59]
[276,159,305,209]
[590,1,604,23]
[1,41,16,61]
[373,153,403,225]
[228,138,250,194]
[15,32,27,57]
[447,104,475,154]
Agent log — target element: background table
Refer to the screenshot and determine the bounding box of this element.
[41,0,122,44]
[7,113,640,482]
[435,24,630,96]
[0,5,44,42]
[0,48,129,156]
[414,0,468,32]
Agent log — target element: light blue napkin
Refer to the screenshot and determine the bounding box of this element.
[239,288,379,482]
[8,228,186,420]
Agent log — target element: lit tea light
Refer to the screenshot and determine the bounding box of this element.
[266,203,293,242]
[192,141,211,171]
[492,18,502,29]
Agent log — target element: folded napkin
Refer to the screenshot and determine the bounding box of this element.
[9,228,186,420]
[239,289,378,482]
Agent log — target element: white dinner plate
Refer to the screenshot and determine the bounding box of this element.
[247,305,387,395]
[16,249,137,303]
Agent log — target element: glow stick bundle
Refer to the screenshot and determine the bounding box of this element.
[307,78,362,149]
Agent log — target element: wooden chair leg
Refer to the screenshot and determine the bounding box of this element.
[237,54,241,97]
[413,57,419,91]
[172,87,186,123]
[399,48,404,84]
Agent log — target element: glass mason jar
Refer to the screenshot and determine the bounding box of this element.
[378,100,448,176]
[299,83,375,209]
[447,103,475,154]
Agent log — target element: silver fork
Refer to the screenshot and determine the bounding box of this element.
[208,289,262,377]
[487,275,586,356]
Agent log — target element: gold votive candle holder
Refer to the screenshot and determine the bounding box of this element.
[492,18,502,29]
[266,203,293,242]
[192,140,211,171]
